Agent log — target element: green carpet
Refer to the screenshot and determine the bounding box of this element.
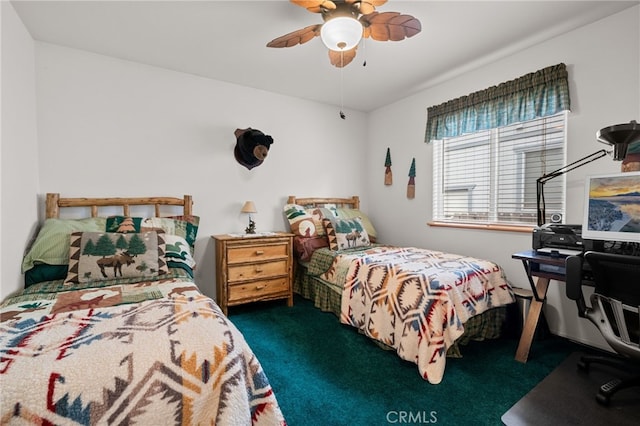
[230,296,583,426]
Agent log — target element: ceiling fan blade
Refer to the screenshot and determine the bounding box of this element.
[361,11,421,41]
[345,0,387,16]
[291,0,337,14]
[328,48,357,68]
[266,24,322,48]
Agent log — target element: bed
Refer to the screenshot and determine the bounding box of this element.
[285,195,515,384]
[0,193,286,425]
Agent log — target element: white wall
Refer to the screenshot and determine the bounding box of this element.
[1,2,40,299]
[366,6,640,350]
[29,42,367,300]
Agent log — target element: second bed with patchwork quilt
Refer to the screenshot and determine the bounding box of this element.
[286,195,515,384]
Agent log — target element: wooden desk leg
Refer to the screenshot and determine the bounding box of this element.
[515,277,550,363]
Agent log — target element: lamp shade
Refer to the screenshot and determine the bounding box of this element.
[320,17,363,51]
[596,121,640,161]
[240,201,257,214]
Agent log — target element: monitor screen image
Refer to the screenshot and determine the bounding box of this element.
[582,171,640,243]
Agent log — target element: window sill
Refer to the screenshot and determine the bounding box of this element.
[427,221,534,233]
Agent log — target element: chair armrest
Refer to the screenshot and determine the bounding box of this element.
[565,255,583,299]
[565,254,588,317]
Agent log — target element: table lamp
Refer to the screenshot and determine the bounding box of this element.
[241,201,257,234]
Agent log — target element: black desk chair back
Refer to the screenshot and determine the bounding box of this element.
[565,250,640,405]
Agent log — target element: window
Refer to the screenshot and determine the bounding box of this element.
[432,111,567,227]
[425,64,571,228]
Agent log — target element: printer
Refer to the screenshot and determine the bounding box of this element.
[532,224,586,255]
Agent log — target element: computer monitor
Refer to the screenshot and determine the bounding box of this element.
[582,171,640,243]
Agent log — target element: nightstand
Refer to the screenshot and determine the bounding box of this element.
[213,232,294,315]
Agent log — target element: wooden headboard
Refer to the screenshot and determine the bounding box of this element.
[286,196,360,209]
[45,193,193,219]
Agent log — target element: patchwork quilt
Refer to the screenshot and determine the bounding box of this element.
[320,246,514,384]
[0,271,286,425]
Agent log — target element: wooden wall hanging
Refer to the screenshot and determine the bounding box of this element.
[384,147,393,185]
[407,158,416,199]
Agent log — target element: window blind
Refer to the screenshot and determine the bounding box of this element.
[432,112,567,225]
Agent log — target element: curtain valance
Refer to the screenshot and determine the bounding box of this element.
[424,63,570,143]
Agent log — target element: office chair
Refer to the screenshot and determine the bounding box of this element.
[565,250,640,405]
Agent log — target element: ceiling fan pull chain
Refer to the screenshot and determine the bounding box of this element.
[339,50,346,119]
[362,37,367,67]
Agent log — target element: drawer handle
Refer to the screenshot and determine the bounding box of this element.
[255,267,263,273]
[255,284,266,290]
[255,250,265,255]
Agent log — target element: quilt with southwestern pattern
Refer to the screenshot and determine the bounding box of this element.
[0,271,286,425]
[320,246,514,384]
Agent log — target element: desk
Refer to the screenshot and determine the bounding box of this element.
[512,250,568,363]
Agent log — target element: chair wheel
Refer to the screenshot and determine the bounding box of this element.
[596,393,610,406]
[577,359,589,372]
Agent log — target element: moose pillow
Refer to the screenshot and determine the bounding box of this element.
[322,217,371,251]
[64,231,168,285]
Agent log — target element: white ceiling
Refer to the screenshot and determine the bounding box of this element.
[10,0,639,112]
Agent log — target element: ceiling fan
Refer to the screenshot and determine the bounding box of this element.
[266,0,422,68]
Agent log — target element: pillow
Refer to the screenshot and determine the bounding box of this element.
[22,217,107,273]
[105,215,199,253]
[293,236,329,262]
[322,217,371,251]
[24,264,68,287]
[335,208,377,242]
[64,231,168,284]
[283,204,336,237]
[165,234,197,276]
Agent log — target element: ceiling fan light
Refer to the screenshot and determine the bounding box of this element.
[320,17,363,51]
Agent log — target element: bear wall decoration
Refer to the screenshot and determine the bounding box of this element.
[234,128,274,170]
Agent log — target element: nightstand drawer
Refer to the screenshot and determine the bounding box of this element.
[228,277,290,303]
[228,243,288,263]
[228,259,288,282]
